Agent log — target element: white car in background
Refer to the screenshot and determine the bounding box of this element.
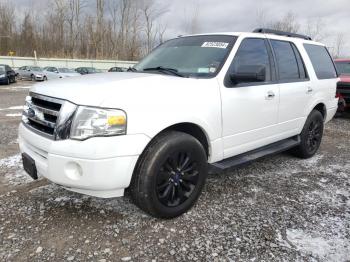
[44,67,81,80]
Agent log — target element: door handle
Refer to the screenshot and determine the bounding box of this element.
[306,87,313,94]
[266,91,275,100]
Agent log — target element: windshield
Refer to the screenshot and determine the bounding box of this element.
[0,65,5,73]
[31,66,42,72]
[335,61,350,75]
[59,68,75,73]
[135,35,237,78]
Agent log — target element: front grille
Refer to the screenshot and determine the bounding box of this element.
[22,92,77,140]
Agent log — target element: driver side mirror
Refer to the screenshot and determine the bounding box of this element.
[229,65,266,85]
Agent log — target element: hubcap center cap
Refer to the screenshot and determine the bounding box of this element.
[173,172,181,183]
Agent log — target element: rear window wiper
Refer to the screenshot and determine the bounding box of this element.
[143,66,186,77]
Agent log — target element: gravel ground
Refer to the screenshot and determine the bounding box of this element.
[0,81,349,261]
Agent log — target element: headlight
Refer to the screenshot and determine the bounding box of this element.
[70,106,127,140]
[0,74,5,78]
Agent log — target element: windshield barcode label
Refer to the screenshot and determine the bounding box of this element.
[201,42,229,49]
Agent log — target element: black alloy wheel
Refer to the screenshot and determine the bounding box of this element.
[130,131,208,218]
[156,152,199,207]
[291,110,324,159]
[306,119,322,153]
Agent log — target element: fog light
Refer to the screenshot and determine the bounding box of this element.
[65,162,83,181]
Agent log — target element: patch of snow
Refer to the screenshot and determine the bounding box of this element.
[5,113,22,117]
[53,196,72,202]
[0,154,21,168]
[300,154,323,167]
[286,228,350,262]
[0,105,23,111]
[7,105,24,110]
[8,138,19,145]
[4,169,33,186]
[14,86,31,89]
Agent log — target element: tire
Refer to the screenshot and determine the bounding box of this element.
[292,110,324,159]
[6,77,10,85]
[43,76,47,81]
[130,131,208,219]
[31,75,35,81]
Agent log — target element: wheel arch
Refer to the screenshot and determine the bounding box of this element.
[161,122,210,158]
[312,102,327,120]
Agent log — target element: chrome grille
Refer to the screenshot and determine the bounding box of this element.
[22,92,77,140]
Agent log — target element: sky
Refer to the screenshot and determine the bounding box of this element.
[12,0,350,56]
[159,0,350,56]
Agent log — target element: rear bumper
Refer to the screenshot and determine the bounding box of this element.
[18,123,150,198]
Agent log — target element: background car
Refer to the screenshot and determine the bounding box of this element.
[16,66,47,81]
[75,67,100,75]
[44,67,81,80]
[334,59,350,112]
[108,66,127,72]
[0,64,16,85]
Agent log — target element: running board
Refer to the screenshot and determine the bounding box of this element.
[210,136,301,171]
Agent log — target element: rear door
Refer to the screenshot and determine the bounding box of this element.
[269,39,311,133]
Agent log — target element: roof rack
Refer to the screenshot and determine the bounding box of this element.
[253,28,312,41]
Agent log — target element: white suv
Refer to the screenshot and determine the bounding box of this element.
[19,29,339,218]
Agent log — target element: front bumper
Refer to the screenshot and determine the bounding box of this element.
[34,75,45,81]
[18,123,150,198]
[0,76,8,83]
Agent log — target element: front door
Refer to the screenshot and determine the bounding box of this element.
[220,37,279,158]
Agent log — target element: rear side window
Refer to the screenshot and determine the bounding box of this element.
[271,40,307,81]
[304,44,337,79]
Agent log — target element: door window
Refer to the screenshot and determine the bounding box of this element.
[271,40,305,81]
[226,38,272,86]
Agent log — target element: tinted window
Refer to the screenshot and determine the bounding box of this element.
[292,44,308,79]
[271,40,300,80]
[335,61,350,75]
[304,44,337,79]
[229,38,271,83]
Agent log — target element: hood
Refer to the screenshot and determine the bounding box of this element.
[30,72,202,108]
[339,74,350,82]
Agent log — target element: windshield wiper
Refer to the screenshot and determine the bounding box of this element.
[143,66,186,77]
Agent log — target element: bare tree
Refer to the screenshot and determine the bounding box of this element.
[0,1,15,55]
[333,32,344,58]
[304,18,328,41]
[140,0,168,54]
[0,0,168,60]
[269,12,300,33]
[182,0,201,34]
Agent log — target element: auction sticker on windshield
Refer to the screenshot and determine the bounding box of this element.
[201,42,229,48]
